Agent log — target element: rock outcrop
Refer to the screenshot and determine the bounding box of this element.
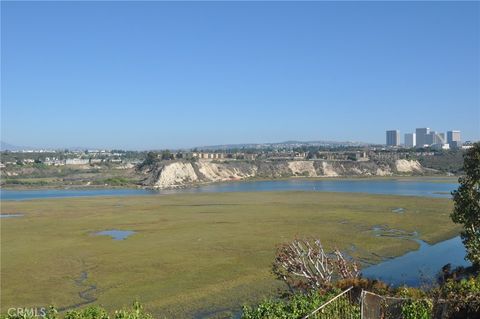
[288,161,317,177]
[150,162,198,189]
[140,159,428,189]
[395,159,423,173]
[197,161,257,181]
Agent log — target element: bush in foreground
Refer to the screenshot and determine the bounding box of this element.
[438,275,480,318]
[241,289,360,319]
[1,302,154,319]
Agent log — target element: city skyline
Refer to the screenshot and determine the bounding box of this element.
[386,126,468,148]
[1,123,472,151]
[2,1,479,149]
[1,124,471,151]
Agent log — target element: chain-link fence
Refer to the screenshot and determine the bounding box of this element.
[302,288,479,319]
[303,287,360,319]
[360,290,479,319]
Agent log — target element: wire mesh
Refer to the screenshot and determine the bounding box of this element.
[303,288,479,319]
[304,287,361,319]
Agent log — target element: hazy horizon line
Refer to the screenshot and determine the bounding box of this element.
[1,138,381,152]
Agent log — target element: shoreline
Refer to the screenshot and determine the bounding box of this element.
[0,174,458,191]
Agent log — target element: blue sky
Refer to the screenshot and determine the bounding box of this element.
[2,1,479,150]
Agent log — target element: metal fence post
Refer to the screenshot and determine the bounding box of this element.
[360,289,365,319]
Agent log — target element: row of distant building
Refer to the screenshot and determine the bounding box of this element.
[386,128,463,149]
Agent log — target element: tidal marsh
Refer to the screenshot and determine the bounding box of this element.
[1,191,460,318]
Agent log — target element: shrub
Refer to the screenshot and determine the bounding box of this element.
[272,238,359,292]
[93,178,132,186]
[398,288,433,319]
[114,302,153,319]
[400,299,433,319]
[441,275,480,318]
[241,289,360,319]
[336,277,390,296]
[64,307,109,319]
[1,303,153,319]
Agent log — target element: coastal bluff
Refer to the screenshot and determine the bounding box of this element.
[140,159,429,189]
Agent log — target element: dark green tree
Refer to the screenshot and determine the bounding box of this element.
[451,142,480,266]
[161,150,173,160]
[144,152,158,165]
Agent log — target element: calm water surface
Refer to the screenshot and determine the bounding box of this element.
[0,188,155,201]
[0,179,457,200]
[95,230,136,240]
[0,213,24,218]
[182,179,456,197]
[363,236,469,286]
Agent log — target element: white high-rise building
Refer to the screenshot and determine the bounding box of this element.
[438,133,446,144]
[404,133,416,148]
[427,131,446,146]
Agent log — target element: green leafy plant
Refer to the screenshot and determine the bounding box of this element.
[400,299,433,319]
[241,290,360,319]
[441,275,480,317]
[451,142,480,266]
[114,301,153,319]
[64,306,109,319]
[1,303,153,319]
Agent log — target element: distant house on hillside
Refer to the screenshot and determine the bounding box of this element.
[191,152,228,160]
[65,158,89,165]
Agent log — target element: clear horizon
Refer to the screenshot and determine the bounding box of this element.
[2,1,479,149]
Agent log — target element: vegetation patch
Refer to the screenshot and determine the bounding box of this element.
[0,191,460,317]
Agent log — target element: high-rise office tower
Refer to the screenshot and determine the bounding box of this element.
[386,130,400,146]
[415,128,430,147]
[404,133,416,148]
[447,130,461,148]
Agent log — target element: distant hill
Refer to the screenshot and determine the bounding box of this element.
[0,141,27,151]
[0,140,374,152]
[0,141,94,152]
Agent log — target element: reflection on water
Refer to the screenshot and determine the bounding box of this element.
[167,179,457,198]
[362,236,469,287]
[95,230,136,240]
[1,189,155,201]
[0,214,24,218]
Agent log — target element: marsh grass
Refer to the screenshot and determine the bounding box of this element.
[1,191,459,317]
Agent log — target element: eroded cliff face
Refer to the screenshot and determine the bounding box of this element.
[151,162,198,189]
[141,160,258,189]
[288,161,317,177]
[196,161,257,181]
[141,159,427,189]
[395,159,423,173]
